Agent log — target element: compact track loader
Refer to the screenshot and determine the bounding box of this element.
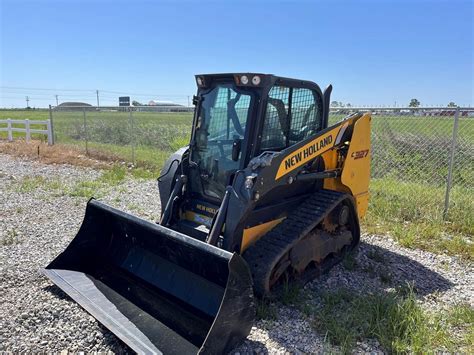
[44,73,371,354]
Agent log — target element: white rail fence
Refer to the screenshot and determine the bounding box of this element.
[0,118,54,145]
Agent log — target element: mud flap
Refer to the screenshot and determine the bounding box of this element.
[43,199,255,354]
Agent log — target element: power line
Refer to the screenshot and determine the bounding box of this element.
[1,86,190,98]
[0,86,94,92]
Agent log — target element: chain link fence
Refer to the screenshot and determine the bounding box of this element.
[329,107,473,220]
[1,105,472,218]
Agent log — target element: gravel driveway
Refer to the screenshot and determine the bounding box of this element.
[1,154,472,353]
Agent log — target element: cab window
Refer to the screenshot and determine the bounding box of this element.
[260,86,323,152]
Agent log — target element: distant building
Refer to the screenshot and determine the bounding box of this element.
[148,100,182,107]
[55,102,94,111]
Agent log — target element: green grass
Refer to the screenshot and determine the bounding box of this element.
[1,229,20,246]
[9,166,130,199]
[99,165,126,185]
[364,178,474,261]
[313,285,472,353]
[280,280,303,306]
[342,251,358,271]
[68,180,104,198]
[256,298,277,320]
[14,175,63,193]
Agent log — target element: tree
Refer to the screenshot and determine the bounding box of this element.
[132,100,143,106]
[447,102,456,107]
[331,101,340,107]
[409,99,420,107]
[346,103,352,108]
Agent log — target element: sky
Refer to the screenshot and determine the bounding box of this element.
[0,0,473,108]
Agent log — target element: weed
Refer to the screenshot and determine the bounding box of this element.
[100,165,126,185]
[130,167,158,180]
[68,180,103,198]
[13,175,65,195]
[256,298,277,320]
[364,179,473,261]
[2,229,19,246]
[362,263,376,277]
[447,303,474,327]
[280,280,303,306]
[127,203,140,212]
[445,304,474,351]
[300,302,314,318]
[313,285,458,353]
[342,251,358,271]
[367,249,385,263]
[16,176,46,192]
[379,269,392,284]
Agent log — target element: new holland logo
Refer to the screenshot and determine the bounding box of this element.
[284,136,333,170]
[275,126,340,179]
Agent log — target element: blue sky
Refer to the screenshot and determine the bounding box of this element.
[1,0,472,107]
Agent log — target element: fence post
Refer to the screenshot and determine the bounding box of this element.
[48,105,55,144]
[7,118,13,141]
[46,119,53,145]
[83,108,89,155]
[443,107,460,219]
[25,119,31,142]
[129,107,135,165]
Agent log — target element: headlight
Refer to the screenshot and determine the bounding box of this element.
[240,75,249,85]
[252,75,261,85]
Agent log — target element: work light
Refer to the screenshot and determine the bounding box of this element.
[252,75,261,85]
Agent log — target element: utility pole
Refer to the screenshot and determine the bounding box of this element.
[96,90,100,108]
[25,96,30,108]
[187,95,190,107]
[55,95,59,106]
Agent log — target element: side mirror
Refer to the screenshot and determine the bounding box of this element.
[232,138,242,161]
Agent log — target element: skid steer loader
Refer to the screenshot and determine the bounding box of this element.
[44,73,371,354]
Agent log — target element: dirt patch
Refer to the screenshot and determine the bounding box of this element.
[0,140,121,169]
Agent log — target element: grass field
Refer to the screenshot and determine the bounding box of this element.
[1,109,473,260]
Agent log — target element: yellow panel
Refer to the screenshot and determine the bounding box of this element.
[240,218,285,252]
[341,113,371,217]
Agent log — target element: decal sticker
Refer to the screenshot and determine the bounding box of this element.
[351,150,369,159]
[196,204,218,215]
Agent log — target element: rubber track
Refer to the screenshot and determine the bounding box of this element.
[243,189,353,297]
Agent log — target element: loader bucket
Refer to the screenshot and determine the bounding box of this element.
[43,199,255,354]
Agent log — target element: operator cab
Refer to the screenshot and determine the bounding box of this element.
[188,74,328,203]
[175,73,330,235]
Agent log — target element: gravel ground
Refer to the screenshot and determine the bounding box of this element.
[1,153,472,353]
